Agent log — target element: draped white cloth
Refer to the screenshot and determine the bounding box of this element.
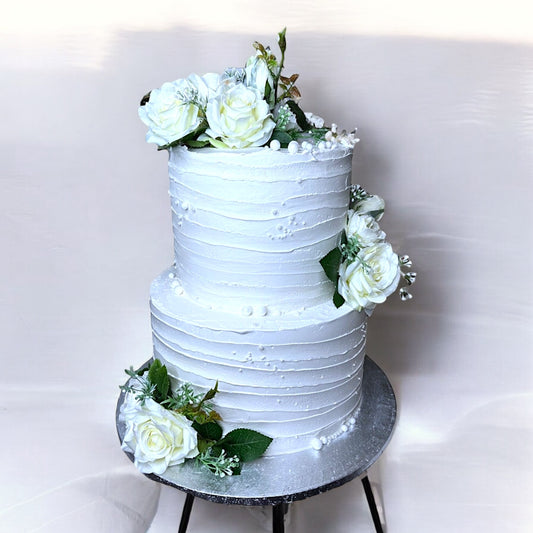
[2,4,532,532]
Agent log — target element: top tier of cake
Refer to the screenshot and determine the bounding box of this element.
[168,145,353,313]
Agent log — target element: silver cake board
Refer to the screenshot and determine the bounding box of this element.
[116,356,396,508]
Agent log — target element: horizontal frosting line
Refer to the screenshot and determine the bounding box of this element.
[151,312,365,358]
[175,267,329,296]
[153,337,363,383]
[168,158,353,183]
[160,356,364,401]
[207,390,362,435]
[173,226,341,256]
[152,329,364,372]
[150,296,364,338]
[173,234,338,266]
[172,211,344,240]
[169,198,348,223]
[215,384,362,423]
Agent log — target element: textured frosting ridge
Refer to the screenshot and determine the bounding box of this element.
[151,145,366,455]
[168,145,353,312]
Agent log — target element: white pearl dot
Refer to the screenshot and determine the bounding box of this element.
[256,306,268,316]
[270,139,281,151]
[241,306,253,316]
[288,141,299,154]
[311,438,323,450]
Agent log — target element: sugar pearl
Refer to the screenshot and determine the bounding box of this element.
[270,139,281,151]
[288,141,299,154]
[311,438,323,450]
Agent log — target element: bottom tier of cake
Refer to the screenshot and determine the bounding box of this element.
[150,268,366,455]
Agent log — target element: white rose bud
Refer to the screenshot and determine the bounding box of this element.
[245,52,273,98]
[338,243,400,312]
[345,211,385,247]
[120,397,199,475]
[203,83,275,148]
[353,194,385,221]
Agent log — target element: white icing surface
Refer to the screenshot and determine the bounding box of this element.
[168,145,353,312]
[151,268,366,455]
[151,144,366,455]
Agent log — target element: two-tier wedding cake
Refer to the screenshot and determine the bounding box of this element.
[120,30,414,476]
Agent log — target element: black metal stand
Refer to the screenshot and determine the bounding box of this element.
[178,493,195,533]
[361,475,383,533]
[177,477,383,533]
[272,502,287,533]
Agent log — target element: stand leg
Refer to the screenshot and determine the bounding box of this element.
[272,502,287,533]
[361,475,383,533]
[178,493,195,533]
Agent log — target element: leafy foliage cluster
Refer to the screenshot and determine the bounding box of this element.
[121,360,272,476]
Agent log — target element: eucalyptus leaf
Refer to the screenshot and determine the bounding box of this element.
[215,429,273,463]
[320,247,343,283]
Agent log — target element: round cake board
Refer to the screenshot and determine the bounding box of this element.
[116,356,396,506]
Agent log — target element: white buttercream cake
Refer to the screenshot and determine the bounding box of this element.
[150,144,366,456]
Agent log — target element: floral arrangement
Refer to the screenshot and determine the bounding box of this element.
[138,28,356,151]
[320,186,416,313]
[119,359,272,477]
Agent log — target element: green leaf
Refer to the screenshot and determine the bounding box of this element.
[340,230,348,247]
[286,100,312,131]
[320,247,343,283]
[270,129,293,147]
[214,429,273,463]
[147,359,170,401]
[197,438,212,455]
[253,41,267,55]
[278,27,287,55]
[193,421,223,442]
[140,91,151,106]
[368,209,384,220]
[199,381,219,404]
[333,290,346,308]
[185,139,209,148]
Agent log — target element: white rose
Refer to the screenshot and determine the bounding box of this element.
[338,242,400,312]
[345,211,385,247]
[245,52,273,98]
[189,72,221,102]
[203,83,275,148]
[139,74,220,147]
[120,396,198,475]
[353,194,385,221]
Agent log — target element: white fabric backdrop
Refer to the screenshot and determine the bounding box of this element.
[2,2,532,531]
